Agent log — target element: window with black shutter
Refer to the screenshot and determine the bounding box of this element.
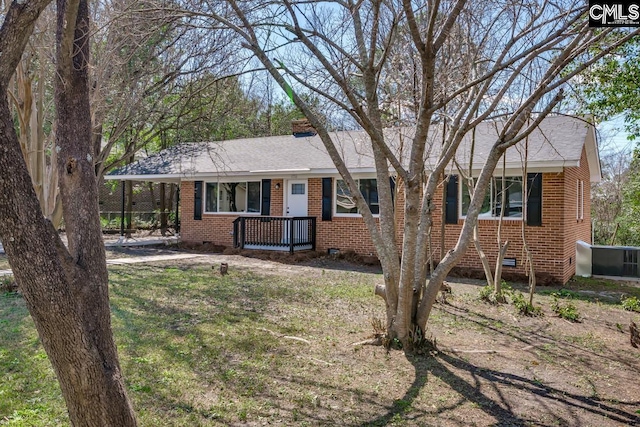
[526,173,542,226]
[193,181,203,220]
[445,175,458,224]
[261,179,271,215]
[322,178,332,221]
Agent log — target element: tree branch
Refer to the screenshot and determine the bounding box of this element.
[0,0,53,86]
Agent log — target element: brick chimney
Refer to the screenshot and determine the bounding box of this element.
[292,118,317,137]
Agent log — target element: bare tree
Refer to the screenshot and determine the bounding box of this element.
[0,0,137,424]
[7,6,63,226]
[6,0,239,230]
[91,0,243,179]
[456,127,510,303]
[182,0,638,350]
[591,146,631,244]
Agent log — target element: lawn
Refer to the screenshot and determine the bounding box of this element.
[0,255,10,271]
[1,254,639,426]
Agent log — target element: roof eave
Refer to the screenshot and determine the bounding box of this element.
[104,173,183,183]
[460,160,575,175]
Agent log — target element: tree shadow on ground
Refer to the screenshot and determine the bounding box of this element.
[436,300,640,376]
[360,349,640,427]
[360,296,640,426]
[106,262,639,426]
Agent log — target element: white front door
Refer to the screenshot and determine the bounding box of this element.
[284,179,309,245]
[286,179,308,217]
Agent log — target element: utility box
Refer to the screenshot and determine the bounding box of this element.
[591,245,640,278]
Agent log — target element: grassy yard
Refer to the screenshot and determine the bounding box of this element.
[0,255,10,271]
[1,256,639,426]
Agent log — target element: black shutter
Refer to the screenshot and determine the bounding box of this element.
[527,173,542,226]
[261,179,271,216]
[322,177,332,221]
[194,181,203,220]
[389,176,396,208]
[445,175,458,224]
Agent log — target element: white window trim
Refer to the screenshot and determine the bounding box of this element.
[581,180,584,220]
[577,179,584,220]
[576,179,579,220]
[459,175,524,221]
[334,177,380,218]
[203,180,262,215]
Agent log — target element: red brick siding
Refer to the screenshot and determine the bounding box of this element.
[308,178,377,255]
[560,147,592,283]
[428,149,593,283]
[180,180,285,246]
[432,173,566,281]
[309,177,407,255]
[271,179,284,216]
[179,152,593,284]
[180,177,401,255]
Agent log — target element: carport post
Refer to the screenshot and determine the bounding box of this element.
[174,185,180,233]
[120,180,125,237]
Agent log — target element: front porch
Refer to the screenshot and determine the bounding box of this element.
[232,216,316,253]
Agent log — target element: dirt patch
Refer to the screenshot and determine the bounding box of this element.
[449,266,562,286]
[177,243,383,270]
[104,246,181,260]
[179,241,228,253]
[145,251,640,426]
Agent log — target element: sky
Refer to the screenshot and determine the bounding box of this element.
[597,115,636,154]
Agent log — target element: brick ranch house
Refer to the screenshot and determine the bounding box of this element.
[107,116,599,284]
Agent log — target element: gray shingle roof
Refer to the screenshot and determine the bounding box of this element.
[450,116,591,166]
[107,115,598,182]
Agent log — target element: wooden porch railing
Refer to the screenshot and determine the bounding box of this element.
[233,216,316,253]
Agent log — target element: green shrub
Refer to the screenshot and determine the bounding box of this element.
[100,216,122,230]
[479,281,510,304]
[479,285,494,302]
[550,291,581,322]
[552,297,580,321]
[510,290,543,317]
[621,296,640,312]
[550,289,577,298]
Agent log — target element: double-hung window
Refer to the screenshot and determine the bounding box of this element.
[461,176,523,219]
[336,178,379,215]
[205,181,261,213]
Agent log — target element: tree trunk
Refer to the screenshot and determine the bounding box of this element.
[493,240,509,301]
[473,226,495,288]
[10,55,61,226]
[0,1,137,424]
[416,147,508,329]
[0,95,137,426]
[493,161,508,301]
[54,1,136,423]
[213,0,628,355]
